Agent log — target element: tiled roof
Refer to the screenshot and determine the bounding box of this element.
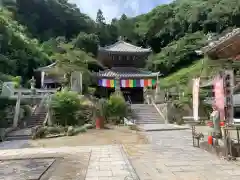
[35,62,57,71]
[202,28,240,53]
[99,40,151,53]
[96,67,159,78]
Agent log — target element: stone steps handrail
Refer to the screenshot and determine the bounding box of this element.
[149,95,168,124]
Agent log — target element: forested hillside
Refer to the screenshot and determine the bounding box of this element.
[1,0,240,87]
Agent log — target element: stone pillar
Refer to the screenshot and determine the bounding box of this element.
[115,76,121,94]
[47,95,53,126]
[13,91,21,127]
[41,71,45,88]
[154,79,161,103]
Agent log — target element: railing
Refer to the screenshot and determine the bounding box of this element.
[127,95,132,104]
[1,83,14,96]
[34,93,50,114]
[150,95,168,124]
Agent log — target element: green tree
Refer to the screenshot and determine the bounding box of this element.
[73,32,99,56]
[51,42,95,88]
[96,9,105,24]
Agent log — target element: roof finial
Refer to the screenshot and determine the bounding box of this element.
[118,36,124,41]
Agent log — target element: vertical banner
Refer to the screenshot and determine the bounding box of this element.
[192,78,200,121]
[214,76,225,121]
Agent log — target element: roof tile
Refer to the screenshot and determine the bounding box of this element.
[99,40,151,53]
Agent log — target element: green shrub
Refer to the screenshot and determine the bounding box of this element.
[32,126,48,139]
[47,126,65,134]
[107,93,127,124]
[11,76,22,88]
[75,104,95,125]
[88,87,96,96]
[84,123,93,129]
[21,105,32,118]
[50,90,82,126]
[73,126,87,135]
[66,126,87,136]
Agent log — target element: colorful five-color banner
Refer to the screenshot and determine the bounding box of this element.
[98,79,156,88]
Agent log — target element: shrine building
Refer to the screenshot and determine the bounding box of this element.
[95,39,159,103]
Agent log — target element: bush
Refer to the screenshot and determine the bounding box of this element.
[73,126,87,135]
[84,123,93,129]
[50,90,82,126]
[75,104,95,125]
[88,87,96,96]
[67,125,87,136]
[47,126,65,134]
[21,105,32,118]
[32,126,48,139]
[11,76,22,88]
[107,93,128,124]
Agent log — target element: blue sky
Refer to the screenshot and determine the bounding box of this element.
[68,0,173,22]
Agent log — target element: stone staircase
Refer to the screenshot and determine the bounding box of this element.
[131,104,165,124]
[26,106,47,128]
[5,105,47,141]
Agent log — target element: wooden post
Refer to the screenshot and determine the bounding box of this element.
[165,102,169,124]
[79,72,83,95]
[13,91,21,128]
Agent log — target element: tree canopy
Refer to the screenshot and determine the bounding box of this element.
[1,0,240,87]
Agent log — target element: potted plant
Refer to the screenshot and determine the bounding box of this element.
[95,98,107,129]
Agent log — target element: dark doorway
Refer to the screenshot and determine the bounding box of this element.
[95,87,144,104]
[121,87,143,104]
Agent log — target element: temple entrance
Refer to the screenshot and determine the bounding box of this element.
[121,87,143,104]
[95,87,144,104]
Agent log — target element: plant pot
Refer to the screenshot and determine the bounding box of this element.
[96,117,104,129]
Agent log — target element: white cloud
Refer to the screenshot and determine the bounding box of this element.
[68,0,143,22]
[68,0,172,22]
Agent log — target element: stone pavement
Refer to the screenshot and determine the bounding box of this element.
[0,145,138,180]
[138,123,190,131]
[0,140,29,149]
[123,129,240,180]
[1,129,240,179]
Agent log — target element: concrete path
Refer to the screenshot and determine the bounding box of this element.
[124,129,240,180]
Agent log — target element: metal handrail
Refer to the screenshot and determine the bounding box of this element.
[127,95,132,104]
[33,93,50,114]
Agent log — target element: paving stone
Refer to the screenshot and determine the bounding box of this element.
[0,158,55,180]
[123,129,240,180]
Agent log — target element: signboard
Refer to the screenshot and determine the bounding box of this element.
[192,78,200,121]
[214,75,225,121]
[224,70,234,124]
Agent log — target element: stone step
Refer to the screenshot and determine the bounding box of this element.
[135,121,163,124]
[5,135,31,141]
[136,113,159,116]
[131,103,165,124]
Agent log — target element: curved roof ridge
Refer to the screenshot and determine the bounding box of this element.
[99,40,151,52]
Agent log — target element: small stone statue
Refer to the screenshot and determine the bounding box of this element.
[210,105,221,138]
[29,76,36,95]
[30,76,36,90]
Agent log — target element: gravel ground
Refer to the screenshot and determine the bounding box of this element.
[29,126,148,148]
